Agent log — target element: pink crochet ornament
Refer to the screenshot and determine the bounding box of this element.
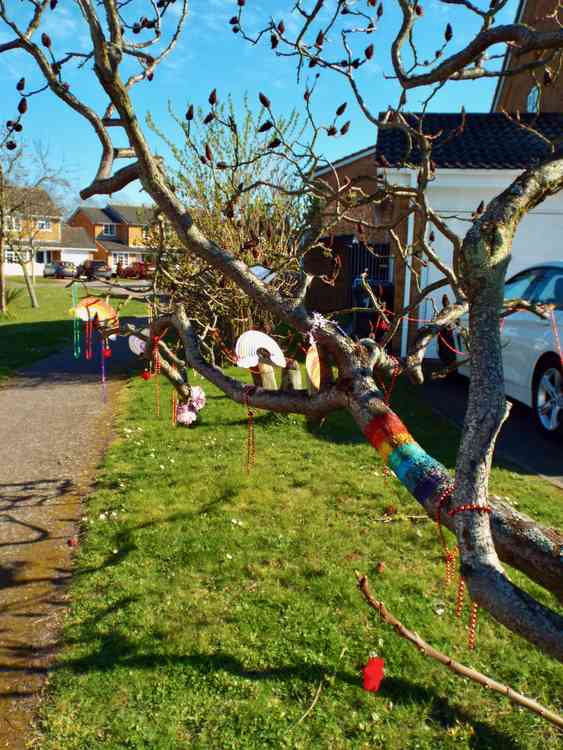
[176,403,198,426]
[190,385,206,412]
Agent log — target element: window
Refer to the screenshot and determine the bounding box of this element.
[533,270,563,310]
[102,224,116,236]
[5,250,16,263]
[6,216,21,232]
[36,250,52,264]
[112,252,129,267]
[36,218,51,230]
[526,84,540,113]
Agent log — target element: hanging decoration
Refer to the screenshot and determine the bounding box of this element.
[176,402,197,426]
[362,656,385,692]
[175,386,206,427]
[468,601,479,650]
[152,335,161,417]
[100,338,108,402]
[172,391,177,426]
[243,384,256,472]
[73,296,117,323]
[129,328,149,356]
[69,293,118,394]
[235,330,286,369]
[305,345,321,390]
[71,285,81,359]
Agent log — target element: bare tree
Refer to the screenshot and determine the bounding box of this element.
[1,140,69,310]
[1,0,562,666]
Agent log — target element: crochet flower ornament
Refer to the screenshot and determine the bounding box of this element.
[176,403,197,426]
[190,385,206,412]
[176,385,206,427]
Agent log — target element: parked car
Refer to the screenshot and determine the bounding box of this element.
[43,262,58,278]
[54,261,76,279]
[76,260,112,281]
[119,260,155,280]
[442,262,563,439]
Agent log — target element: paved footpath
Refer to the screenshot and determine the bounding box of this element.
[0,332,137,748]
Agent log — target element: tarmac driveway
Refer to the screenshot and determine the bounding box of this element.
[422,361,563,490]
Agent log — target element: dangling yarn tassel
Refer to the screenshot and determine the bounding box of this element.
[243,385,256,474]
[468,601,479,650]
[85,317,93,360]
[152,335,161,417]
[100,337,107,403]
[72,286,81,359]
[454,577,466,618]
[172,391,177,426]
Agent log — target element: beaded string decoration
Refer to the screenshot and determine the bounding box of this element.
[468,601,479,650]
[171,391,177,426]
[448,502,491,649]
[434,483,457,586]
[243,384,256,473]
[152,334,161,417]
[454,577,466,618]
[71,285,81,359]
[85,309,94,360]
[100,337,112,403]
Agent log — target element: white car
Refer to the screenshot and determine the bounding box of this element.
[445,262,563,439]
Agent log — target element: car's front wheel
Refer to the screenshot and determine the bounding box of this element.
[532,357,563,440]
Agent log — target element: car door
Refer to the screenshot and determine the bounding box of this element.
[501,267,546,402]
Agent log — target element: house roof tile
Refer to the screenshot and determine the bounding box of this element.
[375,112,563,169]
[97,239,146,254]
[74,205,113,224]
[105,204,156,225]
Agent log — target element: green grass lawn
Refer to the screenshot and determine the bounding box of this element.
[0,283,146,379]
[36,374,563,750]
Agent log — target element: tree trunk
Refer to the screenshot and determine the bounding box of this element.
[0,235,6,315]
[21,256,39,308]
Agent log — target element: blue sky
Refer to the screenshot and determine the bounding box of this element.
[0,0,519,208]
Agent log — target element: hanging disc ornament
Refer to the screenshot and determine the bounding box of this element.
[129,328,149,356]
[235,330,286,369]
[305,345,321,389]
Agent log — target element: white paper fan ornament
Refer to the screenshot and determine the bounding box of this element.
[235,330,286,369]
[305,345,321,389]
[129,328,149,356]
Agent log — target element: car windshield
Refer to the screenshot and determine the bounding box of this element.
[532,269,563,310]
[503,268,543,301]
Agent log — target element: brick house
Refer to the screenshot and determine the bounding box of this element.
[308,0,563,356]
[68,203,156,271]
[1,186,95,276]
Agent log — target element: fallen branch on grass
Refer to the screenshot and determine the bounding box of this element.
[355,572,563,730]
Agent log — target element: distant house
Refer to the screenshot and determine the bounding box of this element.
[1,186,95,275]
[68,203,156,270]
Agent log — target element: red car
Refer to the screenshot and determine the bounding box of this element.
[119,261,155,279]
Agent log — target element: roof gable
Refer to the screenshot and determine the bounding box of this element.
[105,204,156,226]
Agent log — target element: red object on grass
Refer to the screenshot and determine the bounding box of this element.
[142,370,151,380]
[363,657,385,692]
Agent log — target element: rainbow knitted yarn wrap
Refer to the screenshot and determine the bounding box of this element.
[364,412,447,504]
